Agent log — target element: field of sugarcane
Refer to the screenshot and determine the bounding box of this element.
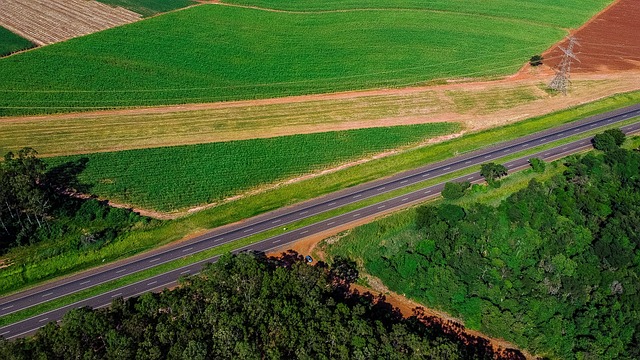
[0,0,611,116]
[48,123,460,211]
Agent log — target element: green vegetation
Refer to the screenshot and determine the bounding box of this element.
[47,123,459,211]
[0,253,522,359]
[0,1,590,116]
[326,131,640,359]
[0,148,152,255]
[226,0,610,28]
[0,92,636,298]
[528,157,545,173]
[441,181,470,200]
[96,0,196,17]
[0,27,34,57]
[479,162,508,185]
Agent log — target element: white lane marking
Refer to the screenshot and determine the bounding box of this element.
[80,280,91,285]
[580,141,587,145]
[181,270,191,275]
[544,153,551,156]
[506,164,514,168]
[38,318,49,323]
[147,281,157,286]
[400,180,408,184]
[0,331,10,336]
[272,219,281,223]
[2,305,14,310]
[299,211,308,215]
[484,155,491,158]
[243,228,253,233]
[213,237,224,242]
[378,187,386,191]
[401,198,409,202]
[589,123,597,127]
[116,269,126,274]
[539,138,546,142]
[42,293,53,298]
[328,202,336,206]
[521,144,528,147]
[556,133,562,137]
[300,230,308,235]
[503,149,510,153]
[465,160,471,164]
[422,173,430,177]
[353,213,361,217]
[149,258,160,263]
[353,194,362,198]
[424,190,431,194]
[327,222,335,226]
[182,247,193,253]
[273,239,282,243]
[377,205,386,209]
[443,167,450,170]
[111,293,122,298]
[562,147,568,150]
[467,176,474,180]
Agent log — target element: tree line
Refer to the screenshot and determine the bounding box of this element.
[0,252,526,359]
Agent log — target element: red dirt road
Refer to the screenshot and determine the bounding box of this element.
[544,0,640,72]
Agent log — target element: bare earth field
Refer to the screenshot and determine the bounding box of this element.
[544,0,640,72]
[0,0,140,46]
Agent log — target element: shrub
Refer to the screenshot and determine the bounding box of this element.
[529,157,546,173]
[441,181,470,200]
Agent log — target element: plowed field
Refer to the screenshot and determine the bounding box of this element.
[544,0,640,72]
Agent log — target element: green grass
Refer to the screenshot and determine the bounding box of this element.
[0,92,637,298]
[96,0,197,17]
[47,123,459,211]
[0,26,34,57]
[0,2,591,116]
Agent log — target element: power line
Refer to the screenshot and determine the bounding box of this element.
[548,36,579,95]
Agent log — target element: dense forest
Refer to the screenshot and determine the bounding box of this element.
[0,148,148,254]
[344,130,640,358]
[0,252,526,359]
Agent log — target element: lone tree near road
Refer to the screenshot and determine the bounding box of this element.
[529,55,544,67]
[480,163,508,184]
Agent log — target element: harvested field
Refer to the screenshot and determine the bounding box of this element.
[544,0,640,72]
[2,72,639,157]
[0,0,141,46]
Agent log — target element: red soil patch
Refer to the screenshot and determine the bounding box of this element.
[544,0,640,73]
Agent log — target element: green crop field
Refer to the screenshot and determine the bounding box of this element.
[96,0,197,17]
[0,0,611,116]
[0,26,34,57]
[47,123,459,211]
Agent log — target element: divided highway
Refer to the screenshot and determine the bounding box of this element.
[1,103,639,339]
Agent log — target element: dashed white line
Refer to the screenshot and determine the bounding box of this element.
[378,187,386,191]
[424,190,432,194]
[562,147,568,150]
[539,139,546,142]
[182,247,193,252]
[544,153,551,156]
[111,293,122,298]
[2,305,14,310]
[443,167,450,170]
[484,155,491,158]
[353,194,362,198]
[300,230,308,235]
[401,198,409,202]
[149,258,160,263]
[328,202,336,206]
[80,280,91,285]
[0,331,10,336]
[465,160,471,164]
[180,270,191,275]
[467,176,474,180]
[422,173,430,177]
[38,318,49,323]
[400,180,408,184]
[503,149,510,153]
[353,213,361,217]
[147,281,157,286]
[273,239,282,243]
[116,269,126,274]
[521,144,528,147]
[299,211,308,215]
[243,228,253,233]
[41,293,53,298]
[377,205,386,209]
[213,237,224,242]
[327,222,336,226]
[272,219,281,224]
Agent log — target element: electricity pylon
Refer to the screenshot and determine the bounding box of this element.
[548,36,580,95]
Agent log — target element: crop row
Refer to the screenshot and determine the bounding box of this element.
[0,5,564,116]
[47,123,460,211]
[0,0,140,45]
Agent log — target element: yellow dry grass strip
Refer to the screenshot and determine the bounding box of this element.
[0,72,638,157]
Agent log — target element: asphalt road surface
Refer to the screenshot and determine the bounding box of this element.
[1,103,639,339]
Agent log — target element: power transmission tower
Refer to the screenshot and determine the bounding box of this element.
[548,36,580,95]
